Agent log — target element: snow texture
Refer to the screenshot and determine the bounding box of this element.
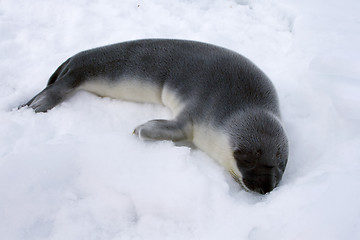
[1,0,359,239]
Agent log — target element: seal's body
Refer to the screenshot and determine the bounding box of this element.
[23,39,289,194]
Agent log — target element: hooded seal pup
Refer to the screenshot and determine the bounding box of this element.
[21,39,289,194]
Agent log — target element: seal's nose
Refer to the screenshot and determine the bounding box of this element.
[256,183,275,194]
[243,175,276,194]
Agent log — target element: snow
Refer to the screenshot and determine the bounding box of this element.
[1,0,359,239]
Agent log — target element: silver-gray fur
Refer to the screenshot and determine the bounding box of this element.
[21,39,289,194]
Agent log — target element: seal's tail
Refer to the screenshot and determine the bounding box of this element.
[19,58,76,112]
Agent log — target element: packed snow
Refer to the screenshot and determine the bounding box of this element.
[1,0,359,239]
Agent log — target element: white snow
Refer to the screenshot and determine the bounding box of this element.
[1,0,360,239]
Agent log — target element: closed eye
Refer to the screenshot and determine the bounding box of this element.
[233,148,263,169]
[263,165,275,169]
[234,153,256,168]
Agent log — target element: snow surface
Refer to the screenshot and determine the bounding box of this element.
[1,0,360,239]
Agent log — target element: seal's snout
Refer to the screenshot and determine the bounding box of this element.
[257,181,276,194]
[233,148,284,194]
[243,175,277,195]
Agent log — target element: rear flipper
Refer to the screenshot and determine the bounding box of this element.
[21,85,64,112]
[20,75,77,113]
[133,119,193,142]
[19,58,75,112]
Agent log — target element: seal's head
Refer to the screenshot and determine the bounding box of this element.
[227,109,289,194]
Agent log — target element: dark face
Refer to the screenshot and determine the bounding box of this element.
[226,108,289,194]
[233,147,288,194]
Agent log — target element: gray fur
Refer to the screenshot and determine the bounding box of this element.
[21,39,289,194]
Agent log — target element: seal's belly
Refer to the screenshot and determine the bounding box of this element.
[79,78,163,104]
[79,78,186,116]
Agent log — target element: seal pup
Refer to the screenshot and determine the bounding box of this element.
[21,39,289,194]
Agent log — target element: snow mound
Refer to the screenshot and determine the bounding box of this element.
[0,0,359,239]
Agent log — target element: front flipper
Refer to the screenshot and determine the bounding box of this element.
[133,119,192,142]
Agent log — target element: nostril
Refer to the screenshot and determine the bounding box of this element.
[255,187,266,194]
[244,178,276,194]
